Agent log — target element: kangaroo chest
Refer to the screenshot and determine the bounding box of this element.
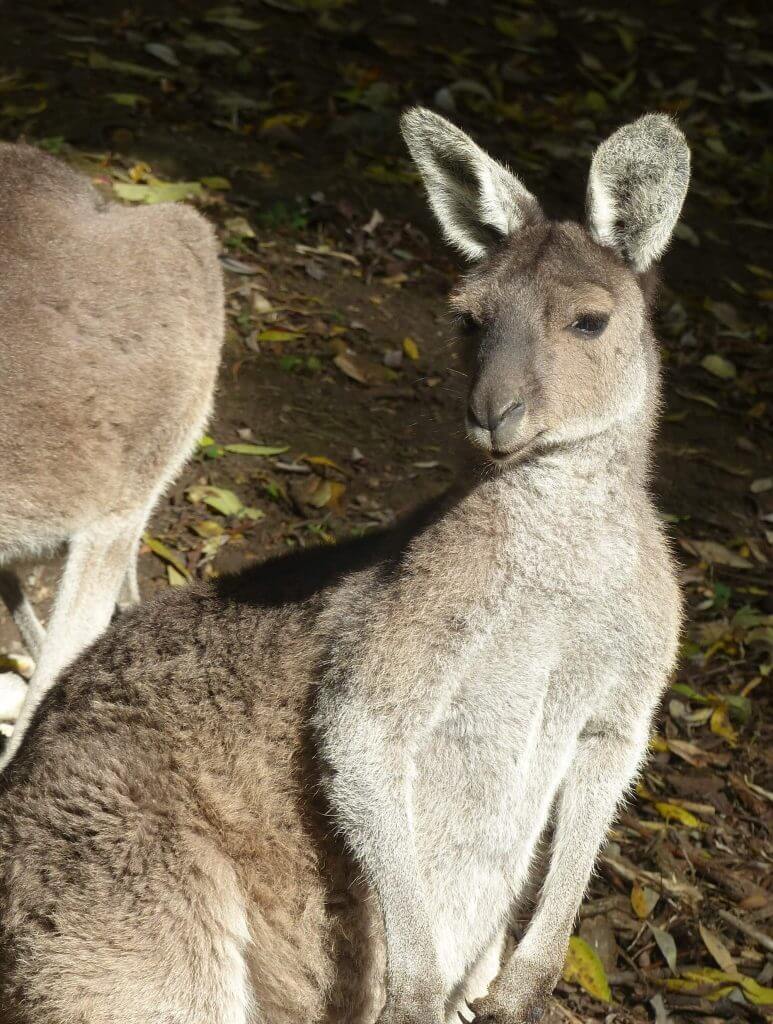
[407,585,629,984]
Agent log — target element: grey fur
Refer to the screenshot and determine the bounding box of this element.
[0,112,688,1024]
[401,108,539,261]
[0,144,224,764]
[586,114,690,272]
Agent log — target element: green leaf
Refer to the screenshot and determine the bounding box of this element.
[701,354,736,379]
[186,485,264,521]
[88,50,166,80]
[113,181,204,205]
[258,329,301,343]
[223,443,289,456]
[186,485,244,516]
[106,92,148,108]
[200,175,231,190]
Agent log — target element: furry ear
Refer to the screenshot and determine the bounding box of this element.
[587,114,690,273]
[401,107,539,261]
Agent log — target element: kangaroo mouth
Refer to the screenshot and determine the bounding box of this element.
[487,430,547,464]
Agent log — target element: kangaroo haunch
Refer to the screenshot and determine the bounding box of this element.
[0,144,224,767]
[0,109,689,1024]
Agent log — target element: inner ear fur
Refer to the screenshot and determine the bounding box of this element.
[401,106,541,262]
[586,114,690,273]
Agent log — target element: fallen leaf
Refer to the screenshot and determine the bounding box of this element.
[562,936,611,1003]
[114,181,204,204]
[631,883,660,919]
[258,329,301,343]
[699,923,737,974]
[142,533,191,581]
[88,49,166,81]
[145,42,179,67]
[701,353,736,379]
[105,92,148,108]
[225,216,255,238]
[333,351,383,385]
[186,485,262,520]
[200,175,231,190]
[190,520,224,539]
[223,443,289,456]
[167,565,188,586]
[682,539,752,569]
[654,802,703,828]
[402,336,420,361]
[710,703,738,745]
[648,923,678,973]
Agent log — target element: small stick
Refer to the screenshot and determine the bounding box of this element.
[716,909,773,954]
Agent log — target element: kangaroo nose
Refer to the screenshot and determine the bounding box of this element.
[468,397,526,450]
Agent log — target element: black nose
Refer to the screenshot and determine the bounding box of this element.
[468,398,526,451]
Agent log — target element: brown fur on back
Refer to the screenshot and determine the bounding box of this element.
[0,144,223,549]
[0,538,396,1023]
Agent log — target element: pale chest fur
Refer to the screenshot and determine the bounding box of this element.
[401,472,675,984]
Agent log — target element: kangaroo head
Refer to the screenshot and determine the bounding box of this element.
[401,108,690,463]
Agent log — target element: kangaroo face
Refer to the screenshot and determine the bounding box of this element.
[453,221,648,462]
[401,108,690,464]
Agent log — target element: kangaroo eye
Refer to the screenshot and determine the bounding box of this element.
[459,312,481,335]
[570,314,609,338]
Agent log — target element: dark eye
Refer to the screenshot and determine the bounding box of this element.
[570,314,609,338]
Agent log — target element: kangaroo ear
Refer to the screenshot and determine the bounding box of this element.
[401,107,540,261]
[587,114,690,273]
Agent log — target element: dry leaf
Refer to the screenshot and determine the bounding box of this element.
[699,923,737,974]
[631,883,659,919]
[562,936,611,1003]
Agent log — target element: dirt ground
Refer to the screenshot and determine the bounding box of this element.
[0,0,771,1021]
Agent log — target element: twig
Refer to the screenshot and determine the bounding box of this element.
[716,909,773,954]
[547,1000,585,1023]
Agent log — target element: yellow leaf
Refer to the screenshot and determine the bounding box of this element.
[167,565,188,587]
[739,976,773,1006]
[630,883,659,919]
[562,936,611,1003]
[649,734,669,753]
[143,533,191,581]
[129,161,153,182]
[258,329,301,344]
[402,336,420,361]
[305,478,346,509]
[666,974,734,1002]
[668,967,773,1006]
[710,703,738,745]
[654,802,703,828]
[301,454,348,474]
[191,520,224,539]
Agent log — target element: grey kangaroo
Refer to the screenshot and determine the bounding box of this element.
[0,109,689,1024]
[0,143,224,766]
